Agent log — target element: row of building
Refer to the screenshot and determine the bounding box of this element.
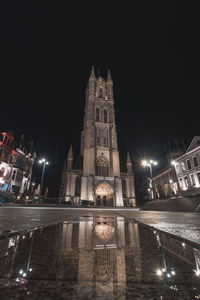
[153,136,200,199]
[0,131,36,196]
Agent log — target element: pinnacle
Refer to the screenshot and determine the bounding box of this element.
[107,69,112,81]
[127,151,131,163]
[89,65,96,78]
[67,144,73,159]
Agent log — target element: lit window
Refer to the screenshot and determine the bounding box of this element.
[190,174,196,186]
[184,176,189,187]
[197,173,200,184]
[181,162,186,172]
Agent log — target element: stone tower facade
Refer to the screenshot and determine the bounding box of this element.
[60,67,136,206]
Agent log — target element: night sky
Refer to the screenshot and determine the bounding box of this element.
[1,1,200,197]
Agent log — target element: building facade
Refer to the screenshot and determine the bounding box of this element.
[173,136,200,196]
[60,67,136,206]
[0,131,36,195]
[153,166,179,199]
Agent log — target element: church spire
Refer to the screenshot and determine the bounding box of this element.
[126,151,132,175]
[67,144,73,170]
[107,69,112,82]
[89,65,95,79]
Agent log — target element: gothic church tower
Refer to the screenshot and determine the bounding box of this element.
[60,67,136,207]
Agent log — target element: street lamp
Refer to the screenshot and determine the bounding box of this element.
[38,158,49,204]
[141,159,158,200]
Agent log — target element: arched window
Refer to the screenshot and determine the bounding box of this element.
[104,109,107,123]
[96,155,109,177]
[122,179,126,197]
[96,108,100,121]
[99,88,103,98]
[75,176,81,196]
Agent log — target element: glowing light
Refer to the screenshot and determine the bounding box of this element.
[19,270,23,275]
[141,160,148,167]
[182,242,186,247]
[194,270,200,276]
[167,273,171,278]
[171,270,176,275]
[171,160,177,166]
[156,269,163,276]
[29,268,32,272]
[22,272,27,277]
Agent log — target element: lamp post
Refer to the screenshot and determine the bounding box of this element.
[142,159,158,200]
[38,158,49,204]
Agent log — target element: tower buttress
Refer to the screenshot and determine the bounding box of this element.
[126,151,132,175]
[67,145,73,170]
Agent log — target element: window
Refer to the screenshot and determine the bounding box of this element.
[104,110,107,123]
[75,176,81,196]
[99,88,103,98]
[96,108,100,121]
[176,164,181,174]
[181,162,186,172]
[96,127,100,145]
[96,155,109,177]
[12,170,16,181]
[193,156,199,167]
[186,159,191,170]
[122,179,126,197]
[179,178,183,189]
[190,174,196,186]
[184,176,189,187]
[197,173,200,184]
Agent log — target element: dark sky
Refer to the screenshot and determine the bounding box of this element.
[1,1,200,196]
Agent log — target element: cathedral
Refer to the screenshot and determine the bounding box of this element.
[60,67,136,206]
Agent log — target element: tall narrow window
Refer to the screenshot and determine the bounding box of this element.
[104,110,107,123]
[187,159,191,170]
[96,155,109,177]
[184,176,189,187]
[75,176,81,196]
[193,156,198,167]
[96,108,100,121]
[122,179,126,197]
[190,174,196,186]
[99,88,103,98]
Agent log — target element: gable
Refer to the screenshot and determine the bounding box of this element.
[186,136,200,153]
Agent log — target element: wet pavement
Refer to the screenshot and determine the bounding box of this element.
[0,207,200,246]
[0,216,200,299]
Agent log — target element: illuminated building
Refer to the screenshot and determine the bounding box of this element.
[153,166,180,199]
[172,136,200,196]
[0,131,36,195]
[60,67,136,206]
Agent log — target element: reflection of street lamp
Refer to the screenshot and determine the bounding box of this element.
[171,160,181,194]
[141,159,158,200]
[38,159,49,204]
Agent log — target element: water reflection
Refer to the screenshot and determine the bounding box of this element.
[0,217,200,299]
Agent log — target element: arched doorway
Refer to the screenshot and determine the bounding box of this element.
[95,182,114,206]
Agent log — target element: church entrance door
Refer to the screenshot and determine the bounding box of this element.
[95,182,114,207]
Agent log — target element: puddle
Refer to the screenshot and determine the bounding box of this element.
[0,216,200,299]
